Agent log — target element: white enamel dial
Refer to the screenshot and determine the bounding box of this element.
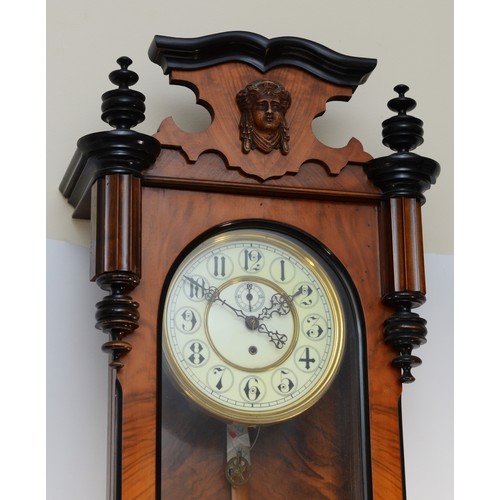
[162,227,345,425]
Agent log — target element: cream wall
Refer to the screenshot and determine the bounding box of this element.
[47,0,453,254]
[46,0,454,499]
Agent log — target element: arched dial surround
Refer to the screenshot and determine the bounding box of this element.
[162,226,345,425]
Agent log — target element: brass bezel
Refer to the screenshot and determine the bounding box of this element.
[162,227,345,425]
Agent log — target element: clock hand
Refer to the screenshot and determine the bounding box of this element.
[257,322,288,349]
[217,296,249,321]
[246,283,254,312]
[258,288,302,321]
[184,276,288,348]
[212,296,287,348]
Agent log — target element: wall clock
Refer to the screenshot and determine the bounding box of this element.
[60,31,440,499]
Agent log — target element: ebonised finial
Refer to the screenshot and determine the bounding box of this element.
[364,84,440,201]
[381,84,424,153]
[100,57,146,130]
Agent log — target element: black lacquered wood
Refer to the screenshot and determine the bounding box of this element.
[383,291,427,384]
[96,271,140,369]
[364,85,440,202]
[101,56,146,130]
[148,31,377,91]
[59,58,161,218]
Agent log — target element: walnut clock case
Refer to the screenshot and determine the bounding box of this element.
[60,32,440,500]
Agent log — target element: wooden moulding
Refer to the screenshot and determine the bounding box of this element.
[143,148,381,202]
[149,32,377,89]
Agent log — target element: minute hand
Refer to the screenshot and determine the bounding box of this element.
[215,297,248,320]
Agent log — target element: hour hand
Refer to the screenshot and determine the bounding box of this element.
[258,293,293,321]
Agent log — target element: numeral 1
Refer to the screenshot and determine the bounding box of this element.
[280,259,286,282]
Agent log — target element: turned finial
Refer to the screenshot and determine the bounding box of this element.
[100,57,146,130]
[381,84,424,153]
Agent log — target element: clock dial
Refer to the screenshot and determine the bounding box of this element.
[162,225,345,425]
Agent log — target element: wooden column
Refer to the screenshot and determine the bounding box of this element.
[59,57,161,499]
[365,84,440,383]
[381,196,428,382]
[92,173,142,368]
